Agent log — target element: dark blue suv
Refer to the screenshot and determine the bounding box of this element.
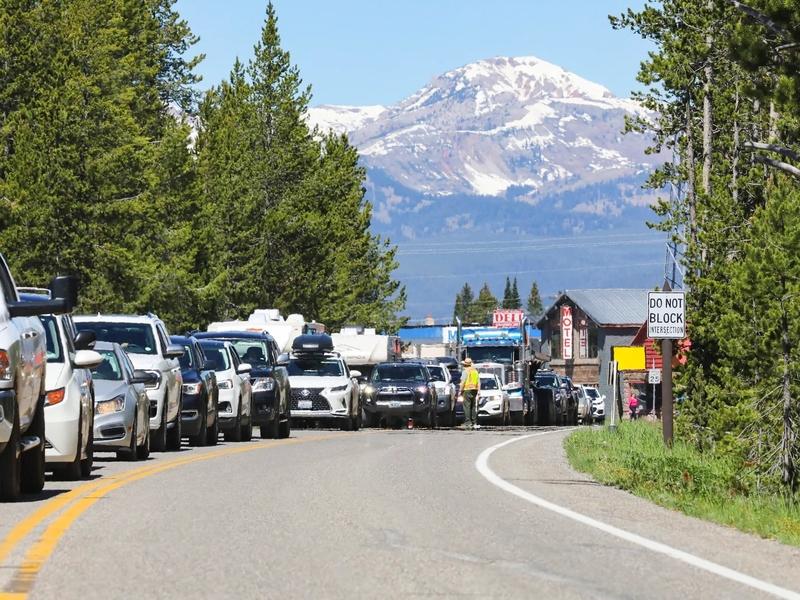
[193,331,291,439]
[171,335,219,446]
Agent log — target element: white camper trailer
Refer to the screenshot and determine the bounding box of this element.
[331,326,401,379]
[208,309,325,353]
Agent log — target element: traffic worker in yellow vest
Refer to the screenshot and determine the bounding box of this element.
[460,357,481,430]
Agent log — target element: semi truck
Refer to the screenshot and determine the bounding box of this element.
[331,326,401,380]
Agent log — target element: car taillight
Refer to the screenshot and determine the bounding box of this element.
[0,350,10,381]
[45,388,65,407]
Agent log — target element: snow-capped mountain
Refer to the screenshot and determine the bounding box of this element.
[308,56,658,217]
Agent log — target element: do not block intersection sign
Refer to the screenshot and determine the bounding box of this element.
[648,291,686,339]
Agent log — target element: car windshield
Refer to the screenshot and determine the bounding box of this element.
[466,347,514,365]
[480,378,499,390]
[427,366,446,382]
[179,345,194,370]
[92,350,123,381]
[76,322,157,355]
[373,365,426,382]
[229,341,271,369]
[40,315,63,363]
[585,388,600,399]
[535,374,559,388]
[287,357,343,377]
[201,346,230,372]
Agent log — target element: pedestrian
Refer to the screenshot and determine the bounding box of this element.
[628,391,639,421]
[460,357,480,430]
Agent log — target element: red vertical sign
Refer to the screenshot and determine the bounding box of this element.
[561,306,573,360]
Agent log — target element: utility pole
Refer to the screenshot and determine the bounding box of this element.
[661,282,674,447]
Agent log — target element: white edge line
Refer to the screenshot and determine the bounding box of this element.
[475,431,800,600]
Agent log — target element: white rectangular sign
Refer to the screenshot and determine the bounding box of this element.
[648,369,661,384]
[648,291,686,339]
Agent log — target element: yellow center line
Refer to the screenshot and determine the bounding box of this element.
[1,434,340,598]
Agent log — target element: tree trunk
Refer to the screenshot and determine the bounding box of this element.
[702,1,713,198]
[779,280,797,493]
[686,102,698,250]
[732,89,740,205]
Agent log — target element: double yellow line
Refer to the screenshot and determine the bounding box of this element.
[0,434,337,599]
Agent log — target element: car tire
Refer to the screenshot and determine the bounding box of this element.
[241,407,253,442]
[80,426,93,478]
[136,418,151,461]
[428,405,437,429]
[189,398,208,447]
[151,405,167,452]
[353,408,362,432]
[363,410,379,428]
[166,398,182,451]
[21,396,46,493]
[0,408,22,501]
[118,419,138,461]
[207,399,219,446]
[225,400,242,442]
[278,414,291,439]
[57,414,84,481]
[511,410,523,426]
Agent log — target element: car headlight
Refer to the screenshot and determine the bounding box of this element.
[0,350,11,381]
[252,377,276,392]
[218,379,233,390]
[96,395,125,415]
[329,384,348,393]
[144,370,162,390]
[45,388,65,407]
[416,385,428,395]
[363,385,374,395]
[182,382,203,395]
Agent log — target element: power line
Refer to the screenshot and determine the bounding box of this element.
[397,260,663,281]
[398,238,664,256]
[395,231,663,248]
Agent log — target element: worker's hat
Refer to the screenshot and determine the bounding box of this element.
[462,357,473,367]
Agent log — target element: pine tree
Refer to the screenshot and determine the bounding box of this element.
[453,283,474,324]
[510,277,521,309]
[502,277,512,309]
[470,283,498,325]
[526,281,543,317]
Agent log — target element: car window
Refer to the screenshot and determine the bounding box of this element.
[40,316,63,363]
[228,347,240,369]
[480,377,499,390]
[155,324,169,355]
[228,341,271,369]
[287,357,344,377]
[372,365,426,382]
[179,345,194,370]
[75,322,157,355]
[201,346,230,372]
[62,315,77,354]
[427,366,445,382]
[535,374,558,388]
[585,388,599,399]
[0,258,17,304]
[120,351,135,381]
[92,349,123,381]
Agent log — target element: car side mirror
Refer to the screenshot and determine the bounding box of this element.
[350,370,362,379]
[164,344,185,360]
[74,330,96,351]
[49,275,79,311]
[276,352,290,366]
[73,349,104,370]
[237,363,252,375]
[131,370,159,386]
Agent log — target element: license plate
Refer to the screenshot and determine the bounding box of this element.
[389,401,402,408]
[298,400,312,410]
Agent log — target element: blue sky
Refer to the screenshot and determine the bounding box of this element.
[176,1,652,107]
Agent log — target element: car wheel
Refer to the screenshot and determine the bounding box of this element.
[278,414,291,439]
[166,398,182,451]
[353,407,361,432]
[225,399,242,442]
[241,404,253,442]
[136,419,151,461]
[428,405,437,429]
[207,399,219,446]
[151,404,167,452]
[118,418,137,461]
[189,399,208,447]
[21,396,46,493]
[57,414,84,481]
[0,408,22,501]
[363,410,378,428]
[511,409,522,426]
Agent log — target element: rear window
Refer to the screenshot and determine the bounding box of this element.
[372,365,426,382]
[480,378,499,390]
[585,388,600,398]
[75,322,157,355]
[229,341,271,369]
[535,374,558,388]
[201,345,230,372]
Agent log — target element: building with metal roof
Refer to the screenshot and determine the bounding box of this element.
[536,289,650,405]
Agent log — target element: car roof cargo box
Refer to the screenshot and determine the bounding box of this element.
[292,334,334,354]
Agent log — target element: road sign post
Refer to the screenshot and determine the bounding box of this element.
[647,285,685,447]
[607,360,619,432]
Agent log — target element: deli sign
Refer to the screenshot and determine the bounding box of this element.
[561,306,573,360]
[493,309,524,328]
[647,291,686,339]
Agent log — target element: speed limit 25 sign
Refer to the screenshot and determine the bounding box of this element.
[647,291,686,339]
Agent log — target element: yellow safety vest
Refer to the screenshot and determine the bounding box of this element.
[463,367,479,391]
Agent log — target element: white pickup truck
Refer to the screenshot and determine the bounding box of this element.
[0,255,78,501]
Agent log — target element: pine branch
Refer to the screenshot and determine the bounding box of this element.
[725,0,789,39]
[743,141,800,163]
[751,155,800,180]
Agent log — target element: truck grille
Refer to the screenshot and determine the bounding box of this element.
[290,388,330,411]
[376,387,415,403]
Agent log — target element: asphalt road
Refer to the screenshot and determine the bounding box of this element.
[2,426,800,599]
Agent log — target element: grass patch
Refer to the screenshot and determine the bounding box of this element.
[565,421,800,547]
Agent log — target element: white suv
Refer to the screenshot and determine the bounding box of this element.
[282,335,361,431]
[74,315,184,451]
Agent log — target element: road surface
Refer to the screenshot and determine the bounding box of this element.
[1,426,800,599]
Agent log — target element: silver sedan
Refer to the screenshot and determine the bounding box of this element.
[91,341,154,460]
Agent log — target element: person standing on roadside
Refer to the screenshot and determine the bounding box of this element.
[460,357,480,430]
[628,391,639,421]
